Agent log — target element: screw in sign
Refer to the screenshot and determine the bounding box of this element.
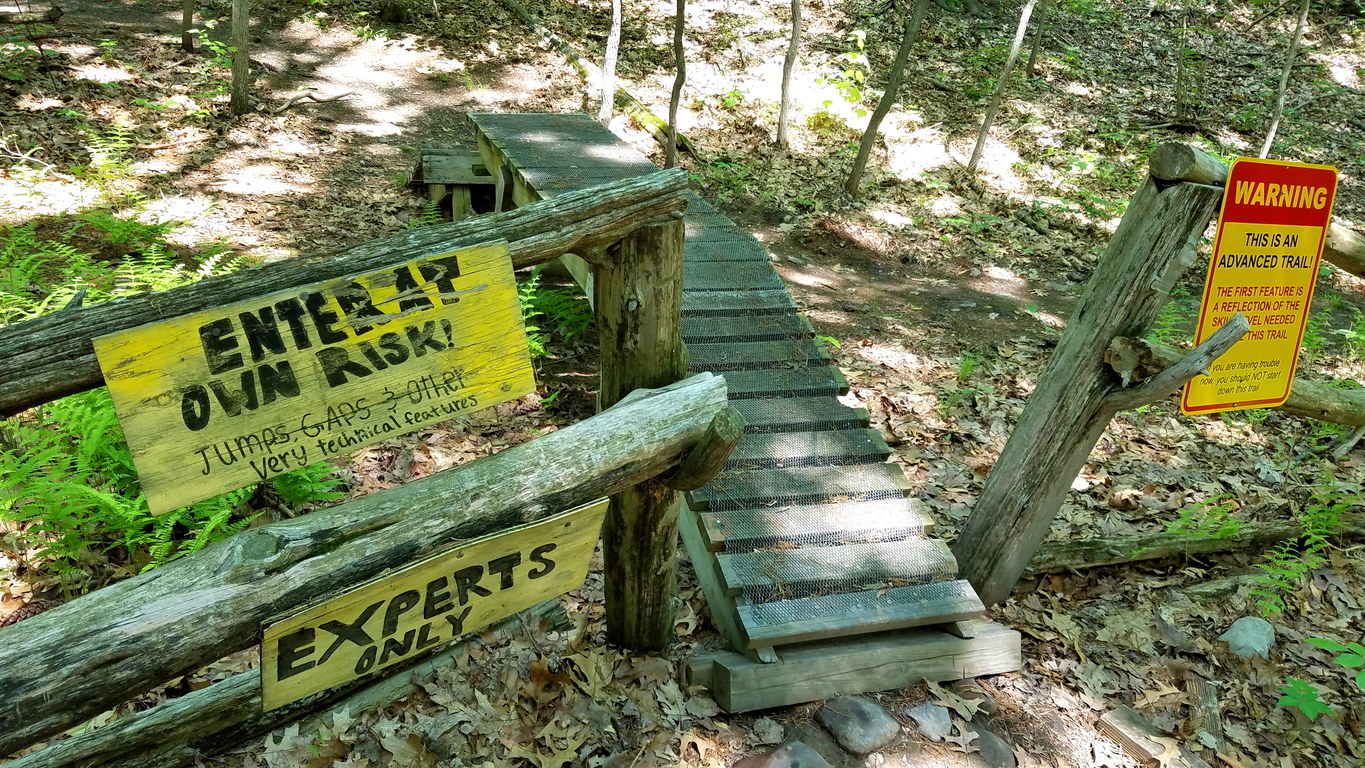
[1182,158,1338,415]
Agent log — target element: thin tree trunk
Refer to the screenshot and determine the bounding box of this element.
[229,0,250,115]
[1258,0,1311,158]
[666,0,686,167]
[181,0,196,52]
[1024,0,1048,76]
[599,0,622,123]
[845,0,929,197]
[966,0,1038,174]
[775,0,802,148]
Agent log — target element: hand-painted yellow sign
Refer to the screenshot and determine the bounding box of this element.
[94,242,535,513]
[1182,158,1338,415]
[260,498,607,711]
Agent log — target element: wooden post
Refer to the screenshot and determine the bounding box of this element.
[181,0,196,52]
[952,163,1223,606]
[595,215,687,651]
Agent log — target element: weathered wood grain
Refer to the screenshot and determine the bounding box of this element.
[738,579,983,648]
[595,217,689,651]
[953,174,1223,605]
[716,539,957,597]
[0,169,689,416]
[0,373,727,755]
[699,498,934,552]
[690,462,910,511]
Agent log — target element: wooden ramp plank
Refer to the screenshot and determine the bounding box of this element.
[705,622,1022,712]
[687,339,829,372]
[699,498,935,553]
[682,289,795,316]
[691,462,912,511]
[726,428,890,469]
[738,580,984,648]
[684,261,785,292]
[685,239,771,264]
[716,539,958,598]
[728,397,865,433]
[682,313,812,344]
[717,367,849,400]
[678,500,753,659]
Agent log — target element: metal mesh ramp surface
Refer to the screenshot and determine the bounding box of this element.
[467,112,993,657]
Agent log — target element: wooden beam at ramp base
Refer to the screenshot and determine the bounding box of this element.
[689,621,1021,712]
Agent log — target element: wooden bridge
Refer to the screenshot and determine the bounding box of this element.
[443,113,1021,711]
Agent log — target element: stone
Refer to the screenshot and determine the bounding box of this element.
[966,723,1017,768]
[814,696,901,755]
[784,721,850,767]
[1219,616,1275,659]
[905,703,952,742]
[732,742,834,768]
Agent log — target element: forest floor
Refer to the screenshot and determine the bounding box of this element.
[2,0,1365,765]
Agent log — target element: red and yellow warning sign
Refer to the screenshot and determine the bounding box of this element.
[1182,158,1338,415]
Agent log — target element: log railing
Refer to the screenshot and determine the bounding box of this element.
[0,168,723,762]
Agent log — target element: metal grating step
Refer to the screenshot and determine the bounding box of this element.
[697,497,935,553]
[726,428,891,470]
[684,261,785,292]
[737,580,984,648]
[682,289,795,317]
[690,462,911,511]
[717,367,848,400]
[716,539,958,600]
[729,397,866,434]
[687,339,828,372]
[685,239,772,264]
[682,312,812,344]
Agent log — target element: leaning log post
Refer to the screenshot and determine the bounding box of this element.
[595,215,688,651]
[953,155,1224,606]
[0,373,727,755]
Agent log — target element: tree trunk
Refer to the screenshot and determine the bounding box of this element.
[953,170,1223,606]
[1028,514,1365,574]
[599,0,622,123]
[1023,0,1049,77]
[666,0,686,168]
[845,0,930,197]
[0,373,730,755]
[229,0,250,115]
[1148,143,1365,279]
[966,0,1038,173]
[596,217,688,650]
[181,0,196,52]
[0,168,690,417]
[1258,0,1311,158]
[775,0,802,149]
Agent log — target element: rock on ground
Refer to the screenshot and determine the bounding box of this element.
[732,741,835,768]
[814,696,901,755]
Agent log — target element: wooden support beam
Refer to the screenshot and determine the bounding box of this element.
[0,168,689,417]
[596,216,688,651]
[1097,706,1213,768]
[666,407,746,491]
[953,169,1223,606]
[1149,143,1365,279]
[0,373,727,755]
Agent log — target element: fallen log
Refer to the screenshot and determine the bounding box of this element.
[13,600,566,768]
[1107,336,1365,426]
[0,373,731,756]
[1028,513,1365,573]
[0,168,689,416]
[1149,143,1365,279]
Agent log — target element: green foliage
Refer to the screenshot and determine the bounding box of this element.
[1166,493,1244,539]
[1277,677,1335,720]
[405,200,445,229]
[517,266,593,359]
[0,389,343,581]
[1250,483,1357,616]
[814,334,841,351]
[1,25,59,83]
[818,31,868,115]
[1336,309,1365,358]
[1306,637,1365,692]
[1148,285,1195,344]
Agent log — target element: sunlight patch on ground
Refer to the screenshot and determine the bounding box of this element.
[887,127,953,181]
[71,64,134,83]
[0,178,106,223]
[211,164,310,196]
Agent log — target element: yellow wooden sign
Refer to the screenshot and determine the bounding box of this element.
[94,242,535,513]
[1182,158,1338,415]
[260,498,607,711]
